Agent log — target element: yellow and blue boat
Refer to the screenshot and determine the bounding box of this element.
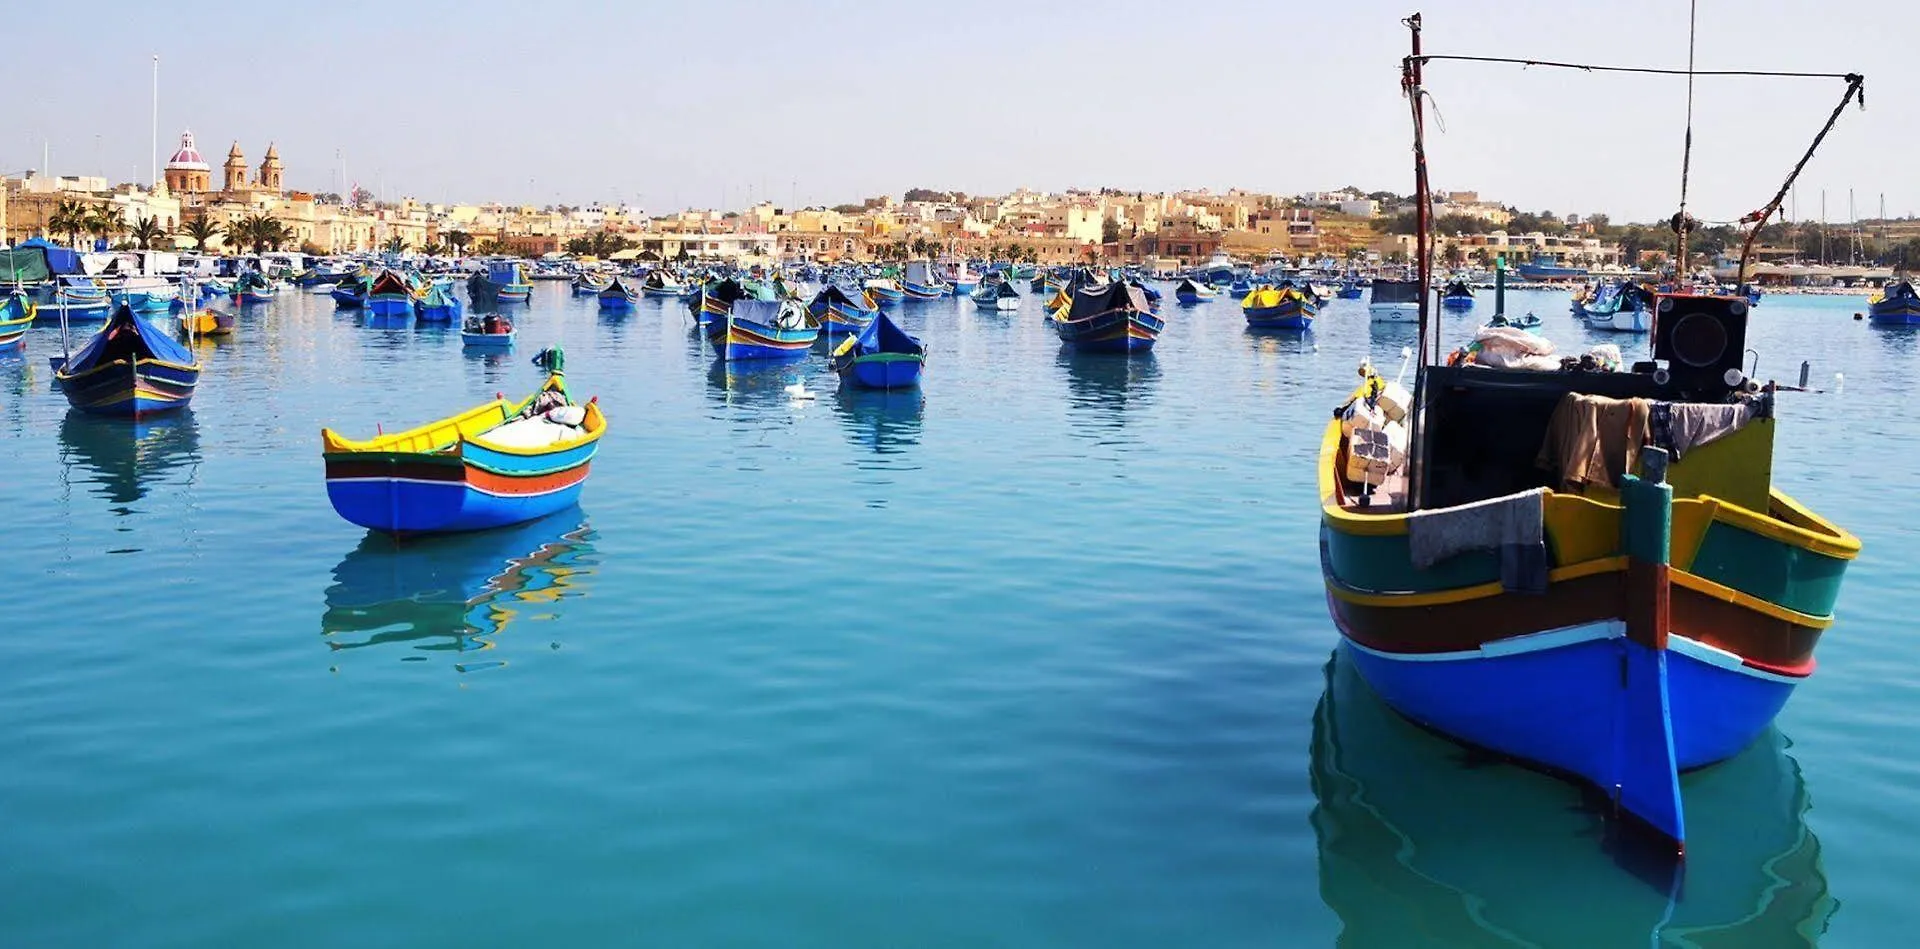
[321,361,604,535]
[807,284,876,337]
[52,303,201,416]
[719,299,817,361]
[829,311,924,389]
[1868,279,1920,325]
[1241,281,1318,329]
[596,276,639,312]
[0,291,36,350]
[1049,281,1162,353]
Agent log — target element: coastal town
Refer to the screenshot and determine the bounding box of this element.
[2,129,1907,286]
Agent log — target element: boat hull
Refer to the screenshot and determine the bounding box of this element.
[1868,302,1920,324]
[1368,302,1420,323]
[1582,309,1651,332]
[236,290,275,306]
[1052,309,1163,353]
[1244,302,1316,330]
[971,294,1019,311]
[461,331,516,348]
[902,281,947,300]
[56,359,199,416]
[1441,295,1474,310]
[367,295,413,318]
[597,294,637,312]
[840,354,924,390]
[325,457,592,534]
[496,284,533,303]
[722,318,817,361]
[865,286,905,306]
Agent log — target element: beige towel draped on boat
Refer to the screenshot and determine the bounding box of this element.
[1537,393,1650,491]
[1407,488,1549,593]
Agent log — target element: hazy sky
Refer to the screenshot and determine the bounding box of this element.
[7,0,1915,223]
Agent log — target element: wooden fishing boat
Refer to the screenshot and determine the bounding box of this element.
[1440,279,1475,310]
[366,269,415,318]
[1227,276,1254,298]
[50,277,112,322]
[52,304,201,416]
[720,299,818,361]
[482,261,533,303]
[969,276,1021,311]
[597,276,639,311]
[321,361,604,534]
[1867,279,1920,325]
[1242,282,1318,329]
[1336,276,1365,299]
[1173,277,1217,304]
[640,269,686,297]
[808,284,877,336]
[1575,280,1655,332]
[1322,15,1864,854]
[901,260,950,299]
[1049,281,1162,353]
[413,280,462,323]
[231,270,275,306]
[863,277,906,307]
[460,312,516,347]
[572,273,610,296]
[692,277,759,330]
[331,274,371,308]
[829,311,925,390]
[945,261,979,295]
[0,291,36,350]
[177,307,236,338]
[1367,278,1421,323]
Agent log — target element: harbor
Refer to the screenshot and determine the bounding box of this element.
[3,4,1917,947]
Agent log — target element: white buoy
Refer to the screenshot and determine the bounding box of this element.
[1834,372,1844,395]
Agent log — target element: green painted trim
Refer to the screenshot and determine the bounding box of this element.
[1690,521,1850,618]
[1323,528,1499,594]
[1621,475,1673,565]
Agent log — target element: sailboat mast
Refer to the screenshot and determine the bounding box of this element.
[1402,12,1433,510]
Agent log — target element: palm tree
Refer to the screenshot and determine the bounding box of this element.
[47,199,89,248]
[445,230,473,255]
[421,240,447,257]
[86,206,123,247]
[476,238,502,255]
[128,215,165,250]
[384,235,407,255]
[180,213,224,251]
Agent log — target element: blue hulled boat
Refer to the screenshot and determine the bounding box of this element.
[366,269,415,318]
[901,260,950,299]
[1515,254,1589,283]
[597,277,639,312]
[414,280,462,323]
[51,304,201,416]
[720,299,818,361]
[807,284,877,337]
[332,273,371,308]
[1173,277,1217,304]
[640,269,686,297]
[1241,282,1319,330]
[970,276,1021,311]
[1868,280,1920,325]
[0,291,36,350]
[1336,276,1365,299]
[1440,279,1475,309]
[829,311,925,390]
[474,261,533,303]
[48,277,112,322]
[460,311,516,347]
[1050,281,1163,353]
[864,277,906,307]
[1573,279,1655,332]
[572,273,610,297]
[321,366,603,535]
[231,270,275,306]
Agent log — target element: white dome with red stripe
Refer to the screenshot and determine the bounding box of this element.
[165,130,210,171]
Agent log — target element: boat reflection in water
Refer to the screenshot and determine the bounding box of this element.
[321,512,599,671]
[58,409,202,508]
[832,386,923,456]
[1310,647,1834,948]
[705,359,808,408]
[1059,350,1160,412]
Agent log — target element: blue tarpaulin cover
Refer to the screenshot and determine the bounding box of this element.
[64,304,194,372]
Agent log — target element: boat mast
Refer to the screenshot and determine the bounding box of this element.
[1403,12,1433,509]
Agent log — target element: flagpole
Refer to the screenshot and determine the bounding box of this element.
[151,54,159,189]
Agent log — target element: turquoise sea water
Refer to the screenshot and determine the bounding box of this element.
[0,283,1912,947]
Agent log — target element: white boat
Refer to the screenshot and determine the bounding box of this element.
[1368,279,1422,323]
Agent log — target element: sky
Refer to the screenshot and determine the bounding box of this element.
[6,0,1916,224]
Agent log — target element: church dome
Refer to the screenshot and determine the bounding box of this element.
[165,130,210,171]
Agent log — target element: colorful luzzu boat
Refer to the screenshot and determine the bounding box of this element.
[52,303,201,416]
[719,299,818,361]
[366,269,415,318]
[863,278,905,307]
[321,361,604,534]
[807,284,876,338]
[1050,281,1162,353]
[596,277,639,312]
[1241,282,1319,329]
[1319,292,1858,853]
[829,311,924,390]
[1173,277,1217,304]
[0,291,36,350]
[231,270,276,306]
[1867,279,1920,325]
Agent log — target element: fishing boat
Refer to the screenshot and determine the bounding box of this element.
[320,357,604,534]
[177,307,236,338]
[572,272,610,296]
[331,273,371,308]
[51,303,201,416]
[1320,14,1863,855]
[1049,281,1162,353]
[1337,276,1365,299]
[1515,254,1590,283]
[481,260,534,303]
[640,269,685,297]
[0,291,35,350]
[1440,279,1475,309]
[720,299,818,361]
[460,311,516,347]
[113,279,178,316]
[945,261,979,295]
[691,277,760,330]
[1367,278,1422,323]
[231,270,275,306]
[1173,277,1217,304]
[864,276,906,307]
[901,260,950,299]
[1242,282,1319,330]
[807,284,877,337]
[414,280,462,323]
[366,270,415,318]
[1227,275,1255,298]
[969,276,1021,311]
[1575,280,1655,332]
[50,277,112,322]
[1480,311,1542,332]
[597,276,639,312]
[1867,279,1920,325]
[829,311,925,390]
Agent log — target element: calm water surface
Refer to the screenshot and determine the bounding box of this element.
[0,283,1912,947]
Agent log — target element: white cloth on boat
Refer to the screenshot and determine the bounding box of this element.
[1648,400,1753,461]
[482,412,583,449]
[1407,487,1549,594]
[547,404,586,426]
[1472,326,1561,371]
